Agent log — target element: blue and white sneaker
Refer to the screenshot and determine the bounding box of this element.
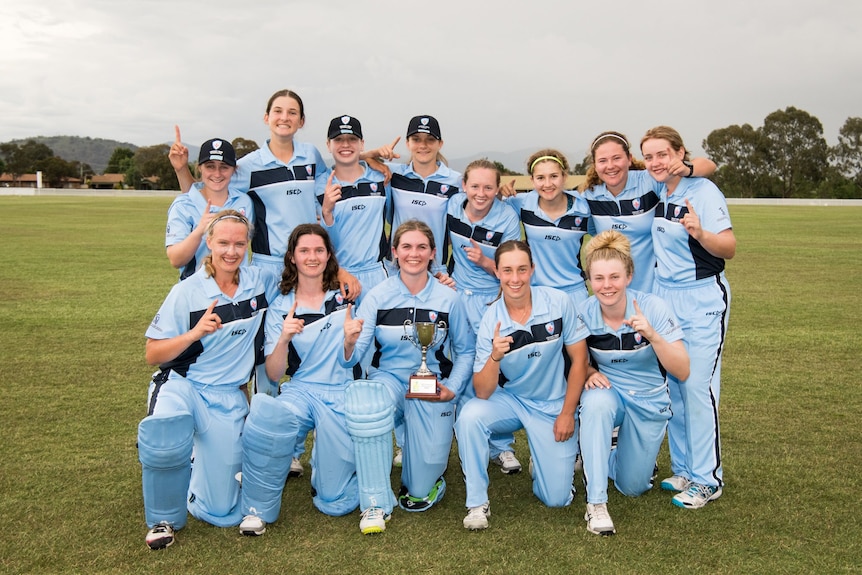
[463,501,490,530]
[359,506,391,534]
[239,514,266,536]
[672,483,722,509]
[660,475,691,492]
[398,477,446,512]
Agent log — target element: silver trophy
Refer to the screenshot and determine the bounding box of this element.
[403,319,447,398]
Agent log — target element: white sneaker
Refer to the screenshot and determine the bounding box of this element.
[585,503,616,536]
[463,502,491,530]
[491,451,522,474]
[359,506,390,534]
[288,457,304,478]
[660,475,691,492]
[145,521,175,550]
[239,514,266,536]
[672,483,722,509]
[393,448,403,468]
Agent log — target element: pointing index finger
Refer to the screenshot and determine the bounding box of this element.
[174,125,182,144]
[632,298,642,315]
[287,301,298,318]
[685,198,696,213]
[389,136,401,149]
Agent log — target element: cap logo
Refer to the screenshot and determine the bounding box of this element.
[421,118,429,126]
[212,140,222,150]
[341,115,351,124]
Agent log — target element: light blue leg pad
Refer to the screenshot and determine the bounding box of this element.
[138,413,194,529]
[241,394,299,523]
[345,380,396,513]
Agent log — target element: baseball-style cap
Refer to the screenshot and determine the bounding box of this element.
[198,138,237,167]
[327,115,363,140]
[406,115,441,140]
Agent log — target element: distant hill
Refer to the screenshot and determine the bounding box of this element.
[6,136,139,174]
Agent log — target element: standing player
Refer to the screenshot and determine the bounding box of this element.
[641,126,736,509]
[165,138,253,280]
[581,131,715,293]
[341,220,475,533]
[318,115,390,302]
[504,149,591,307]
[446,159,523,473]
[238,224,360,537]
[578,231,689,535]
[139,210,279,550]
[365,115,462,277]
[456,240,588,530]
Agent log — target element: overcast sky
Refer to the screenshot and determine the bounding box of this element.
[2,0,860,168]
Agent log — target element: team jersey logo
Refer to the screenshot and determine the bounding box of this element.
[545,322,555,335]
[336,293,344,305]
[370,183,378,193]
[429,311,438,322]
[485,231,494,241]
[575,217,582,227]
[674,205,682,218]
[440,185,449,193]
[632,198,641,210]
[250,298,258,311]
[306,165,313,176]
[634,333,642,345]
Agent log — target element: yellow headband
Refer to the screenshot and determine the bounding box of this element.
[529,155,565,173]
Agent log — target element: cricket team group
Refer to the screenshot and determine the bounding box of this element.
[139,88,736,550]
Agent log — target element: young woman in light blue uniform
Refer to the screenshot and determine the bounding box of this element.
[165,139,253,280]
[341,220,475,533]
[504,149,591,307]
[238,224,360,537]
[641,126,736,510]
[578,230,689,536]
[456,241,588,530]
[318,115,390,303]
[139,210,279,550]
[366,115,462,277]
[581,131,716,293]
[447,159,523,471]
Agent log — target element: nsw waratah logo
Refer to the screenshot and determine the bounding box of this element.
[545,322,555,335]
[429,311,438,322]
[674,206,682,218]
[440,185,449,193]
[306,165,313,176]
[421,118,429,126]
[212,140,223,150]
[370,183,378,193]
[485,231,493,241]
[341,115,351,124]
[575,217,582,227]
[250,298,258,311]
[634,333,642,344]
[632,198,641,210]
[336,293,344,305]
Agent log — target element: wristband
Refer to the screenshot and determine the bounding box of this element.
[683,160,694,177]
[490,354,501,362]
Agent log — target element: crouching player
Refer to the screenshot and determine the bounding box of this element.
[578,231,689,535]
[138,210,278,549]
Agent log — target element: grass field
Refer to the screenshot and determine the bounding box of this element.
[1,197,860,574]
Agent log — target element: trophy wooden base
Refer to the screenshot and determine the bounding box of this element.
[406,373,440,399]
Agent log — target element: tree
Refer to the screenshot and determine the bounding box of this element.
[231,137,259,160]
[703,124,776,197]
[34,156,78,187]
[570,154,591,176]
[760,106,828,198]
[127,144,178,190]
[490,160,522,176]
[105,147,136,174]
[0,140,54,182]
[831,116,862,191]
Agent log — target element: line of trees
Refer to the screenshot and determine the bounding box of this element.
[0,141,94,187]
[704,107,861,198]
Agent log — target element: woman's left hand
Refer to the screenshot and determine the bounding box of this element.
[553,413,575,442]
[624,299,657,341]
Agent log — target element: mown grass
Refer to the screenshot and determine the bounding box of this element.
[1,197,860,574]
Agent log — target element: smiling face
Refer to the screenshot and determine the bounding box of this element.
[588,257,631,310]
[393,229,435,277]
[290,232,330,281]
[199,160,235,194]
[406,133,443,168]
[206,219,249,277]
[463,166,498,217]
[593,140,632,195]
[641,137,685,183]
[264,95,305,139]
[327,134,363,167]
[496,247,534,304]
[530,160,566,203]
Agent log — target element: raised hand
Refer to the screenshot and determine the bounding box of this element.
[465,238,485,266]
[681,198,703,240]
[499,178,517,198]
[168,125,189,171]
[192,300,222,339]
[343,303,364,348]
[624,299,656,341]
[490,321,513,362]
[321,171,342,220]
[279,301,305,343]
